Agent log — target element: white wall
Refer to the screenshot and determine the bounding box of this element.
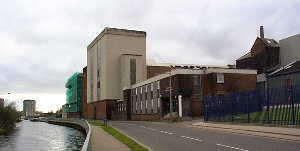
[87,28,146,103]
[280,34,300,66]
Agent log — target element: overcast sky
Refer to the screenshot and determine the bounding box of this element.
[0,0,299,112]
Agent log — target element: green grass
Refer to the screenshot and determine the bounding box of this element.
[0,128,5,135]
[89,122,149,151]
[211,106,300,125]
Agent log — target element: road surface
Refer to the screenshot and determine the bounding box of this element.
[110,121,300,151]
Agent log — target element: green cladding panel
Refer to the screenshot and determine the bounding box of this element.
[64,72,83,113]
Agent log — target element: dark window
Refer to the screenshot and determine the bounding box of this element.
[130,59,136,85]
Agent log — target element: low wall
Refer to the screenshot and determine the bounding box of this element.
[47,118,91,151]
[131,114,161,121]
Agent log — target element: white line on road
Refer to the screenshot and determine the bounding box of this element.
[181,136,203,142]
[216,143,249,151]
[159,130,174,135]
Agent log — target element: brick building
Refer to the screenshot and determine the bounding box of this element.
[236,26,280,74]
[113,67,257,121]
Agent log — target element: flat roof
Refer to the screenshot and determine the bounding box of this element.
[129,68,257,88]
[88,27,146,49]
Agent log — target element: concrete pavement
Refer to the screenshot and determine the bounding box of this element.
[90,125,131,151]
[109,121,300,151]
[192,122,300,141]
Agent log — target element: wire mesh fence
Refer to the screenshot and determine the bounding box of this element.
[204,85,300,125]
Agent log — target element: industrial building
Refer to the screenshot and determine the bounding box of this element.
[236,26,280,74]
[279,34,300,67]
[23,100,36,118]
[85,27,147,120]
[81,27,262,121]
[236,27,300,89]
[63,72,83,118]
[113,67,257,120]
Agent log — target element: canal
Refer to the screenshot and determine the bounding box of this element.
[0,120,86,151]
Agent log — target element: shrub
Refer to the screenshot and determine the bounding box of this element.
[0,103,21,134]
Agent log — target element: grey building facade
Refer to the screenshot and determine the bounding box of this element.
[23,100,36,118]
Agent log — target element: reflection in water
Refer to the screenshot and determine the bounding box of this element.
[0,120,85,151]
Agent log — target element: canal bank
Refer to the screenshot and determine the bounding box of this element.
[47,119,91,151]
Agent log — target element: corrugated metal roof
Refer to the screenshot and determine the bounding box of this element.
[268,60,300,77]
[261,38,280,47]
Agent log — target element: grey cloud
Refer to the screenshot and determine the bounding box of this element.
[1,0,300,96]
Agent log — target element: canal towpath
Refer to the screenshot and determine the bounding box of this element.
[91,125,131,151]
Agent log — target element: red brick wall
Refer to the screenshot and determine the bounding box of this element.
[84,100,116,120]
[147,66,170,79]
[202,73,257,97]
[131,114,160,121]
[191,101,203,116]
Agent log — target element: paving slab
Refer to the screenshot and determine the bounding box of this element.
[90,125,131,151]
[192,122,300,141]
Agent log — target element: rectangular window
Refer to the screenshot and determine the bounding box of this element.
[217,73,224,84]
[158,98,160,108]
[130,59,136,85]
[151,99,154,108]
[151,83,154,91]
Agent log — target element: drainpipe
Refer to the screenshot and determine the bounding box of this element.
[169,68,173,114]
[178,95,182,117]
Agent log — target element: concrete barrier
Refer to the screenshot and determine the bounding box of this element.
[47,118,92,151]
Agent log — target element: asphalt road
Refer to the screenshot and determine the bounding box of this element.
[109,121,300,151]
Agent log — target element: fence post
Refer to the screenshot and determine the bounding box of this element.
[231,94,234,123]
[267,87,270,124]
[247,92,250,123]
[290,85,296,125]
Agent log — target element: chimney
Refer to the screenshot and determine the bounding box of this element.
[260,26,264,38]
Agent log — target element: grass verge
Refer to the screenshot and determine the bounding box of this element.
[89,122,149,151]
[0,128,5,135]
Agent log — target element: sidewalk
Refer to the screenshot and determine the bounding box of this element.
[90,125,131,151]
[192,122,300,141]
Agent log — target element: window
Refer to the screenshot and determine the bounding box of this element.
[145,84,147,92]
[151,83,153,91]
[193,75,201,85]
[130,58,136,85]
[217,73,224,84]
[151,99,154,108]
[158,98,160,108]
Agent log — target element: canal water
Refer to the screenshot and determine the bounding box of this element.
[0,120,85,151]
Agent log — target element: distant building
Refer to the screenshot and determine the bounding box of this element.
[64,72,83,118]
[279,34,300,67]
[23,100,36,118]
[0,98,4,107]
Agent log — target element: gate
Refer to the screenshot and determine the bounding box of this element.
[204,85,300,125]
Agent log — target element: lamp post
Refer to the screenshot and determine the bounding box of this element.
[169,66,173,114]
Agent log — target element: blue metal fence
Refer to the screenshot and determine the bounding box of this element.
[204,85,300,125]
